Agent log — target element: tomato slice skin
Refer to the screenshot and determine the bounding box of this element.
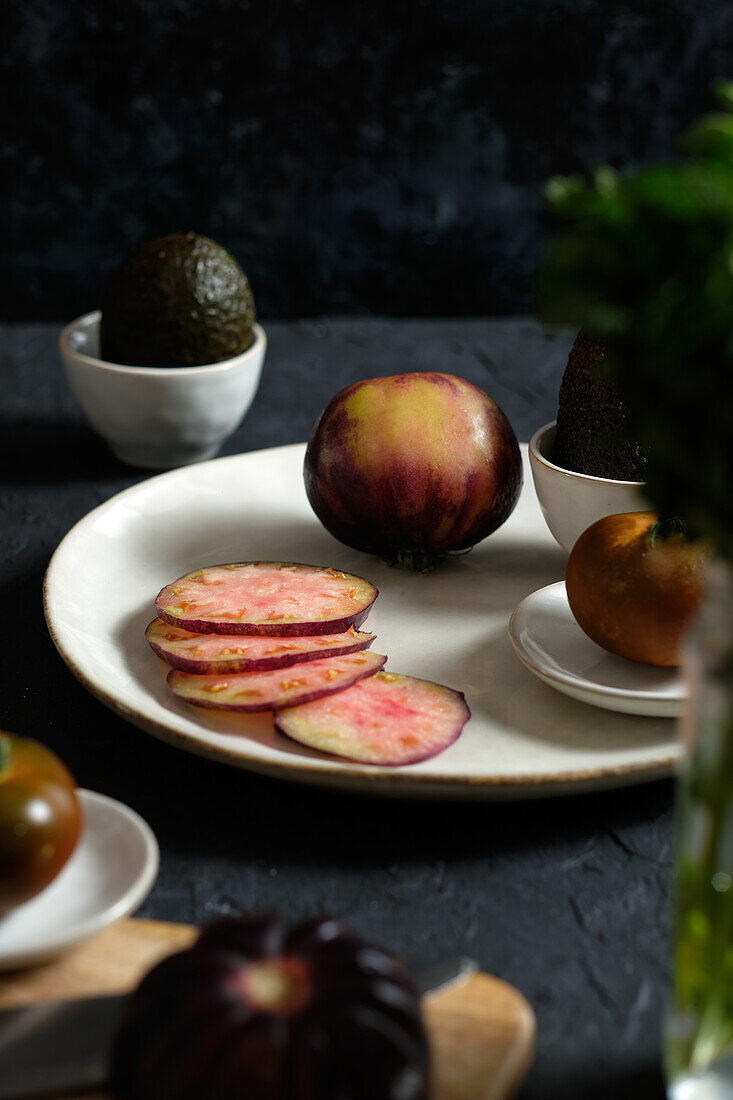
[146,619,376,674]
[275,671,470,765]
[167,651,387,712]
[155,562,378,636]
[0,732,82,911]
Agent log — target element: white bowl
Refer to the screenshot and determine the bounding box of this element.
[59,311,267,469]
[528,421,647,554]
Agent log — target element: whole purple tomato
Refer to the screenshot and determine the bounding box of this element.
[111,914,430,1100]
[304,372,522,571]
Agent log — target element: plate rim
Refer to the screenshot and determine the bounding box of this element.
[0,789,159,968]
[43,442,681,798]
[508,580,687,708]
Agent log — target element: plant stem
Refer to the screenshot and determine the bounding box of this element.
[0,733,11,776]
[649,516,688,547]
[670,696,733,1077]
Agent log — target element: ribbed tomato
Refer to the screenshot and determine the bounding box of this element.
[304,372,522,570]
[111,914,430,1100]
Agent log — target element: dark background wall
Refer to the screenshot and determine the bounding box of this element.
[5,0,733,321]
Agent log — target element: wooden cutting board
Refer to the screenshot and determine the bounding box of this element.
[0,918,535,1100]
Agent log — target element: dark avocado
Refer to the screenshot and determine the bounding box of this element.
[555,330,646,481]
[100,233,256,368]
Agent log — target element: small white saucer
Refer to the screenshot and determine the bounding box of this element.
[508,582,686,718]
[0,789,159,970]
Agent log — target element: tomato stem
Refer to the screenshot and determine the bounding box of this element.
[0,733,11,776]
[388,549,446,573]
[650,516,688,547]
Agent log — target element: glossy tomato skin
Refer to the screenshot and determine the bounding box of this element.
[565,512,708,667]
[304,373,522,563]
[0,732,82,910]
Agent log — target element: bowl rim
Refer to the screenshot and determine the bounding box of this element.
[529,420,646,488]
[58,310,267,377]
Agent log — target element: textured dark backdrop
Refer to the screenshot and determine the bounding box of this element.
[5,0,733,320]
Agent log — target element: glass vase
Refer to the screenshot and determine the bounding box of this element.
[665,560,733,1099]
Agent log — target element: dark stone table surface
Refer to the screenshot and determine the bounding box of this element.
[0,318,671,1098]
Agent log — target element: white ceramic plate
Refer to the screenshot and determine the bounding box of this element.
[508,582,687,719]
[44,443,681,799]
[0,790,159,970]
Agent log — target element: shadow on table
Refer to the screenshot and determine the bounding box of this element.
[69,708,673,871]
[0,417,132,484]
[521,1059,666,1099]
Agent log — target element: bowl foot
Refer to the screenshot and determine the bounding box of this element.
[108,441,222,470]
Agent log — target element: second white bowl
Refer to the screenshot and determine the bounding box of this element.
[529,421,647,553]
[59,311,267,469]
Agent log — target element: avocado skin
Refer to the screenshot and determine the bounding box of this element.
[555,331,646,481]
[100,233,256,368]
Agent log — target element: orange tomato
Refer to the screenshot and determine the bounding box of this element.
[0,732,82,910]
[565,512,709,667]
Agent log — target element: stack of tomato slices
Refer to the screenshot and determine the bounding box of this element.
[148,561,469,766]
